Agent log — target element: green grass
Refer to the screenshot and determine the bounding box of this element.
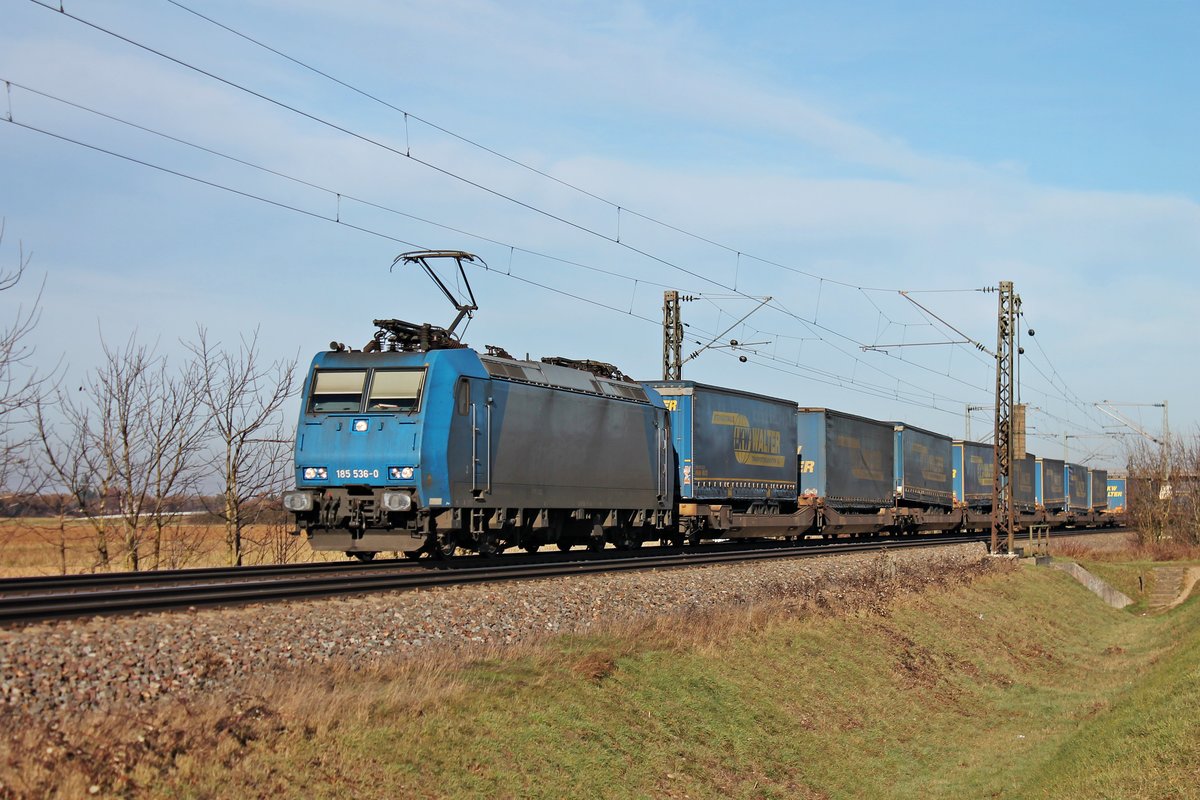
[8,561,1199,798]
[1077,559,1153,607]
[1017,589,1200,799]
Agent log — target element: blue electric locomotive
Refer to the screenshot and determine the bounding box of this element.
[282,260,674,559]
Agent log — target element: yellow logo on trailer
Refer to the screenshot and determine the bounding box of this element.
[712,411,784,468]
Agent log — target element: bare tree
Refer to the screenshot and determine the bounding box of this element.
[34,337,207,571]
[34,392,117,570]
[90,338,162,571]
[143,354,208,569]
[189,328,297,566]
[1126,432,1200,547]
[0,220,49,500]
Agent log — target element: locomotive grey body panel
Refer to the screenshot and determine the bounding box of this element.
[447,376,670,510]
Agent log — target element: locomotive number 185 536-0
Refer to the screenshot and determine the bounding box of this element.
[335,468,380,479]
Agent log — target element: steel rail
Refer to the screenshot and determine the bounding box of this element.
[0,531,970,594]
[0,536,977,625]
[0,556,426,593]
[0,526,1129,625]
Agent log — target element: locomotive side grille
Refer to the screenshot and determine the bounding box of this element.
[480,356,651,403]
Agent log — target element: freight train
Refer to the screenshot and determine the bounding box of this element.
[282,251,1121,558]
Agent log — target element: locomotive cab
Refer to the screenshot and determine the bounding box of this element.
[283,347,489,557]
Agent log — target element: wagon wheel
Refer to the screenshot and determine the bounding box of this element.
[477,531,502,557]
[611,527,642,551]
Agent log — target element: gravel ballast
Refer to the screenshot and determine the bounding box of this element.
[0,543,990,716]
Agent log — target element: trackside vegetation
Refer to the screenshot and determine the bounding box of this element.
[2,557,1197,798]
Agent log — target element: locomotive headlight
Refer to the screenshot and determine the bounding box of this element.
[282,491,314,512]
[381,491,413,512]
[302,466,328,480]
[352,419,369,433]
[389,466,415,480]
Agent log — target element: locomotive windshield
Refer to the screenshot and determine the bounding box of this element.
[367,369,425,411]
[307,368,426,413]
[308,370,367,413]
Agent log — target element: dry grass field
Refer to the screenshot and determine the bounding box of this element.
[0,517,339,576]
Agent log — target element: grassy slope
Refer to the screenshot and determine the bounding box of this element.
[1020,592,1200,799]
[143,564,1197,800]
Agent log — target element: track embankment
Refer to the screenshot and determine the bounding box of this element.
[0,542,990,717]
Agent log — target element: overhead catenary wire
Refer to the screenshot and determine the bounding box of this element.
[2,111,983,416]
[2,80,696,295]
[12,3,1119,438]
[159,0,982,297]
[2,70,984,412]
[25,0,999,401]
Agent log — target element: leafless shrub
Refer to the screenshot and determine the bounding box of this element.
[0,220,51,501]
[188,327,297,566]
[1126,431,1200,546]
[33,336,207,571]
[152,517,216,570]
[242,512,307,565]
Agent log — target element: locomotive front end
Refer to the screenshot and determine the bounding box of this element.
[284,349,449,558]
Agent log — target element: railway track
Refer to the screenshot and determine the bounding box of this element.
[0,527,1129,625]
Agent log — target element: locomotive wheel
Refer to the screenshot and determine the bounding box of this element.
[586,538,605,553]
[350,552,377,562]
[556,540,573,552]
[612,530,642,551]
[411,536,447,560]
[477,533,501,557]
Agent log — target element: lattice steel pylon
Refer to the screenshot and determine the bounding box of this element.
[991,281,1020,554]
[663,290,683,380]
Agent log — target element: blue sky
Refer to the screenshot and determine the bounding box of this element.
[2,0,1197,469]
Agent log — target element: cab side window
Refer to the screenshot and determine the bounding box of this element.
[455,378,470,415]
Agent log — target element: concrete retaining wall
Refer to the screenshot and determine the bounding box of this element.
[1053,561,1134,609]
